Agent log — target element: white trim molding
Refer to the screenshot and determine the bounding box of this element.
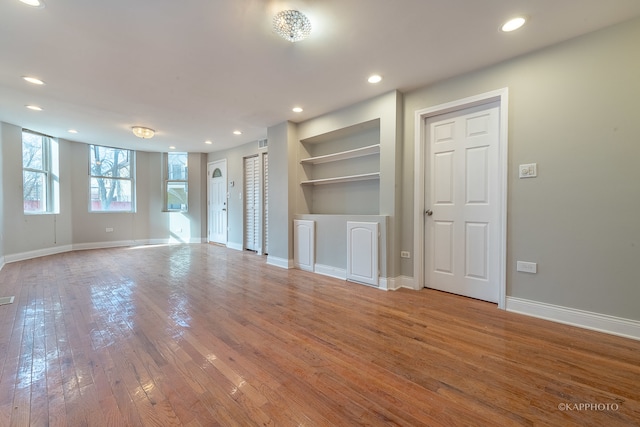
[413,88,509,308]
[267,255,293,269]
[506,297,640,341]
[226,242,243,251]
[5,244,73,263]
[314,264,346,280]
[396,275,416,290]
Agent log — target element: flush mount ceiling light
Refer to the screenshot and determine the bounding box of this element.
[19,0,45,8]
[26,104,42,111]
[501,17,527,32]
[132,126,155,139]
[23,76,45,85]
[273,10,312,42]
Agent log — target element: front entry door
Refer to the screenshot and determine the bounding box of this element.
[208,160,227,245]
[425,102,500,303]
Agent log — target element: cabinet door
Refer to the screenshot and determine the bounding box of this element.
[294,220,315,272]
[346,222,378,286]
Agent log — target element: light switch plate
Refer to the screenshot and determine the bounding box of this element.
[519,163,537,179]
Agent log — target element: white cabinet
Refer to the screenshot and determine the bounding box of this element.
[293,220,315,272]
[346,221,379,287]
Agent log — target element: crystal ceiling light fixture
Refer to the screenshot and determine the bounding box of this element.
[131,126,155,139]
[273,10,312,42]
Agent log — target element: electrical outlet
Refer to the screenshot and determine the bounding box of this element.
[400,251,411,259]
[106,227,114,232]
[517,261,537,274]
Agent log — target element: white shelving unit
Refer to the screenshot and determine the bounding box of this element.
[301,172,380,186]
[300,144,380,165]
[299,119,381,214]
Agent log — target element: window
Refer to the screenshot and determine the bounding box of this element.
[89,145,135,212]
[22,130,59,213]
[165,152,188,211]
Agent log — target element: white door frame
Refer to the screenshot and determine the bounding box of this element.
[413,88,509,309]
[208,159,227,245]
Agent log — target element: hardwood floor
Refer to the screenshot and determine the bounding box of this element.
[0,244,638,426]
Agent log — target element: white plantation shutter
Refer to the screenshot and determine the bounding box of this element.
[244,155,260,251]
[263,152,269,254]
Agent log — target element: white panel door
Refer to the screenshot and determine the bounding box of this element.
[293,220,315,272]
[346,221,379,287]
[208,160,227,244]
[425,102,500,302]
[244,155,260,251]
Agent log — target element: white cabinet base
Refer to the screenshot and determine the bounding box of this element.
[293,220,315,272]
[346,222,379,287]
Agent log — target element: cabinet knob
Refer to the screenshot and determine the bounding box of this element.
[425,209,433,216]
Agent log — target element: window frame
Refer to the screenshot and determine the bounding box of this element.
[164,152,188,212]
[22,130,59,214]
[88,144,136,213]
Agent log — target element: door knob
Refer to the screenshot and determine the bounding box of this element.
[425,209,433,216]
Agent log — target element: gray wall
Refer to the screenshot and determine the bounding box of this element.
[1,123,73,256]
[0,125,207,258]
[402,17,640,320]
[208,140,266,249]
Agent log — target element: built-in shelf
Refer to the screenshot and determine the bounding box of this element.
[301,172,380,186]
[300,144,380,165]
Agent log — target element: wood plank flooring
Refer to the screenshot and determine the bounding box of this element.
[0,244,638,426]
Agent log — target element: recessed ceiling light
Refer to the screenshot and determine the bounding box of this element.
[501,17,526,32]
[169,146,176,150]
[23,76,45,85]
[368,74,382,84]
[233,130,242,135]
[19,0,45,8]
[68,129,78,134]
[26,105,42,111]
[205,140,213,145]
[292,107,303,113]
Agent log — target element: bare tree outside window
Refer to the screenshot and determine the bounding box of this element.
[89,145,134,212]
[23,130,58,213]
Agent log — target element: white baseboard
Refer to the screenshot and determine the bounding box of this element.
[314,264,346,280]
[397,275,418,290]
[267,256,293,269]
[72,240,135,251]
[506,296,640,341]
[5,245,74,263]
[379,277,391,290]
[227,242,243,251]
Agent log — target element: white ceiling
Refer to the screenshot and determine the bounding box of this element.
[1,0,639,153]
